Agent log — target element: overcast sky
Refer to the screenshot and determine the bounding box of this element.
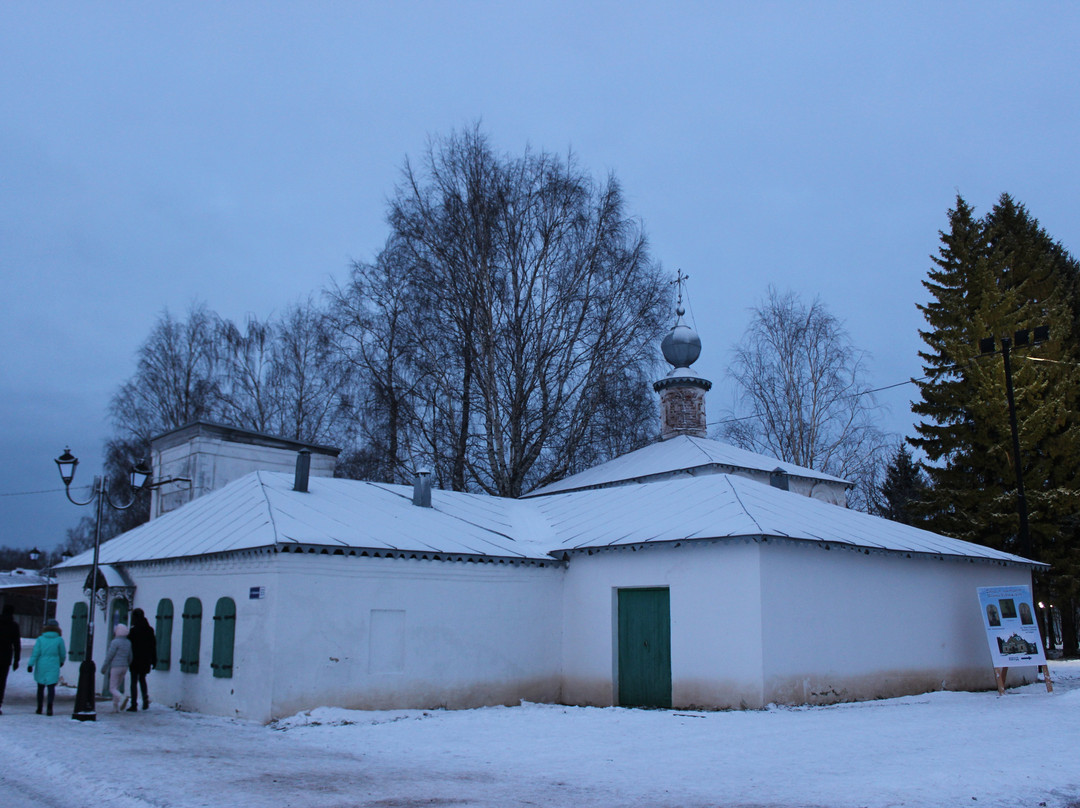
[2,2,1078,553]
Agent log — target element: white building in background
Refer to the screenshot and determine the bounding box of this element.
[53,313,1041,722]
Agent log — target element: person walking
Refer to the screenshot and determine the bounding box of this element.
[102,623,133,712]
[27,618,66,716]
[126,608,156,711]
[0,604,20,715]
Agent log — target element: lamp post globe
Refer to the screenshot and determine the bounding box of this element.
[130,463,152,491]
[54,449,78,486]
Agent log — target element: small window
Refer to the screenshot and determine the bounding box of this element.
[211,597,236,679]
[180,597,202,674]
[69,601,88,662]
[155,599,174,671]
[110,597,129,633]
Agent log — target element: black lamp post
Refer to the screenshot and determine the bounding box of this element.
[28,546,46,633]
[977,325,1050,558]
[54,448,151,721]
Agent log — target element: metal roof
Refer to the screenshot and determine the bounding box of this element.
[523,435,852,497]
[57,470,1039,569]
[532,474,1038,564]
[0,569,51,590]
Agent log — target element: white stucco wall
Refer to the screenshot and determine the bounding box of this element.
[55,551,564,723]
[268,552,564,719]
[53,536,1039,721]
[54,553,280,721]
[560,541,766,709]
[560,539,1037,710]
[151,432,336,518]
[757,539,1036,704]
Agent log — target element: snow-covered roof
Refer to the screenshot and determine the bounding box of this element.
[532,474,1037,564]
[56,470,1039,569]
[0,569,51,590]
[524,435,851,497]
[58,472,554,566]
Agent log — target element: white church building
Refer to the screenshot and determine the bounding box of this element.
[53,313,1041,722]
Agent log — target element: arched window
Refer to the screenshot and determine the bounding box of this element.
[109,597,129,632]
[180,597,202,674]
[69,601,88,662]
[211,597,236,679]
[155,599,174,671]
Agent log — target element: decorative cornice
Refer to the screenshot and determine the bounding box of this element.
[653,375,713,392]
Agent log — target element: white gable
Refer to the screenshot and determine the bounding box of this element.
[524,434,851,497]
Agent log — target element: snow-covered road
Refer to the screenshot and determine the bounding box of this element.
[1,659,1077,808]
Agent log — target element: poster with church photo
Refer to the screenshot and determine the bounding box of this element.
[977,585,1046,666]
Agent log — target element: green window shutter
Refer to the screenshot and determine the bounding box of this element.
[155,599,174,671]
[211,597,236,679]
[69,602,88,662]
[180,597,202,674]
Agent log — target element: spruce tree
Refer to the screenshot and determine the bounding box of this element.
[912,194,1080,656]
[877,445,928,526]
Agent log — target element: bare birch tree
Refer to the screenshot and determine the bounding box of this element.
[103,303,222,536]
[217,315,276,434]
[327,239,420,483]
[722,287,890,509]
[110,302,222,445]
[336,125,668,495]
[267,300,358,446]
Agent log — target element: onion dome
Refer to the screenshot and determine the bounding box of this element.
[654,305,711,394]
[661,306,702,369]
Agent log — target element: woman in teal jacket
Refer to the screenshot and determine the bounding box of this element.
[28,619,66,716]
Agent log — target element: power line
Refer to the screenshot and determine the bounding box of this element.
[707,374,932,427]
[706,345,1063,429]
[0,485,92,499]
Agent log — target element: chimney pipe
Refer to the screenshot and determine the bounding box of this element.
[769,468,789,492]
[412,469,432,507]
[294,449,311,493]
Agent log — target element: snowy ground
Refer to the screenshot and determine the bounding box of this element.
[0,655,1077,808]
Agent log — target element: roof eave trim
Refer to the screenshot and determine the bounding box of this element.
[275,542,561,567]
[553,534,1046,568]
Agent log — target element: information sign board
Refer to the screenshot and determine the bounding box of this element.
[976,585,1046,667]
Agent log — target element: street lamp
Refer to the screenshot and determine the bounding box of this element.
[28,547,46,633]
[977,325,1050,558]
[54,447,151,721]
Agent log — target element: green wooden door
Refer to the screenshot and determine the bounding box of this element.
[617,587,671,708]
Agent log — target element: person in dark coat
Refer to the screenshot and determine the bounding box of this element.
[0,604,20,715]
[127,608,156,711]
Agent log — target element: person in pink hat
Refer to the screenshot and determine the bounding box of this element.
[102,623,133,712]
